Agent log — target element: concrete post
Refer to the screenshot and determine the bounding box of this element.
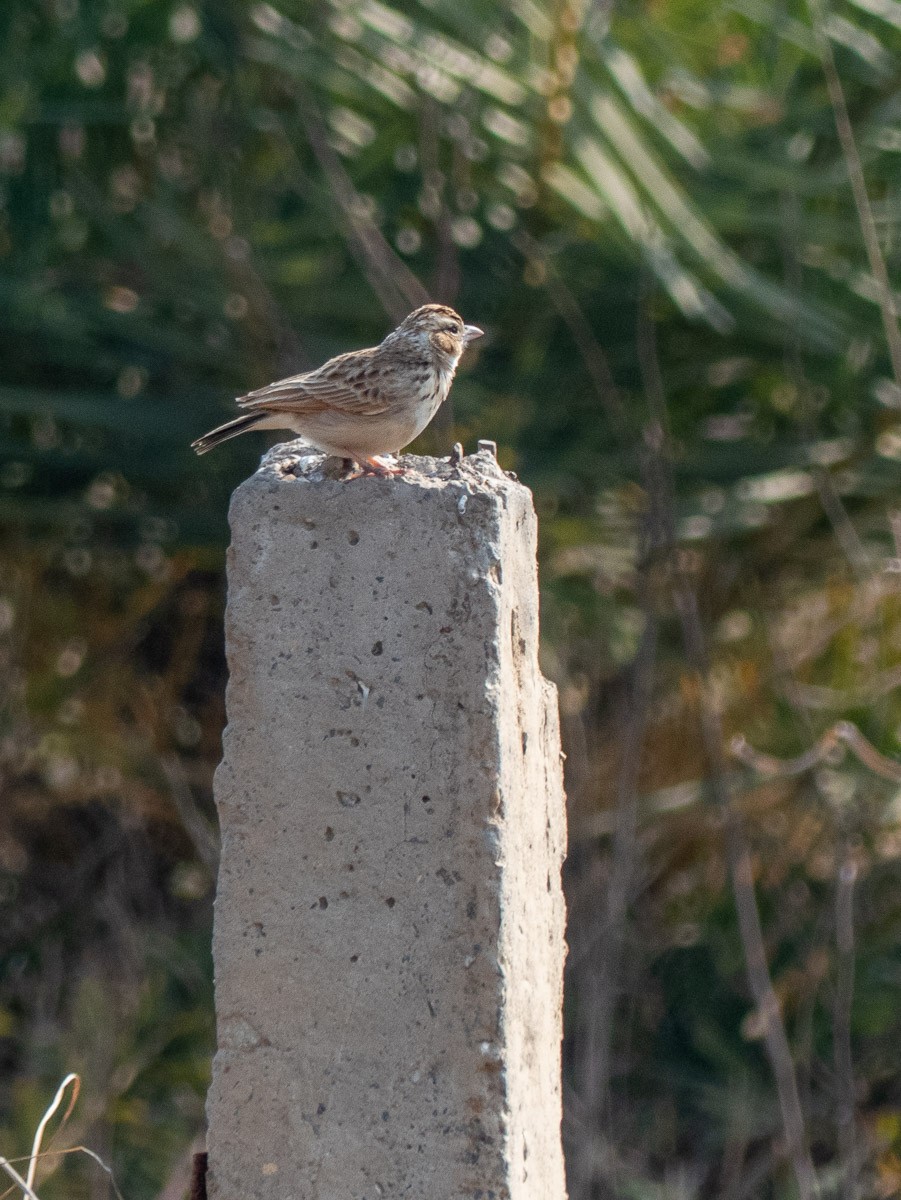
[206,445,568,1200]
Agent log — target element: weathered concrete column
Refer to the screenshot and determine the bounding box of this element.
[206,445,568,1200]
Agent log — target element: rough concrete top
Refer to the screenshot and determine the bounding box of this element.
[249,439,525,500]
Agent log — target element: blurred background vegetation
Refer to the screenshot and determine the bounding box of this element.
[2,0,901,1196]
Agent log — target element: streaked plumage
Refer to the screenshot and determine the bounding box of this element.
[191,304,483,475]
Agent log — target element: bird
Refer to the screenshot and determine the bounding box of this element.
[191,303,483,477]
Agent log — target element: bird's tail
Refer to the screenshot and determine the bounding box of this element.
[191,411,269,455]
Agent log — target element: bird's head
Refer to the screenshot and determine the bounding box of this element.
[393,304,484,363]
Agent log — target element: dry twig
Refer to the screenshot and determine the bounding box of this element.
[730,722,901,784]
[637,292,819,1200]
[0,1073,124,1200]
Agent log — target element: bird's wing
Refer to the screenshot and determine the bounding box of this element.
[236,349,391,416]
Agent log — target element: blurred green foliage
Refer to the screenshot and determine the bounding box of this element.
[2,0,901,1196]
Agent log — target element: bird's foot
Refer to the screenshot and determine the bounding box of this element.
[341,455,404,480]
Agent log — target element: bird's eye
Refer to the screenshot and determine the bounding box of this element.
[442,322,460,333]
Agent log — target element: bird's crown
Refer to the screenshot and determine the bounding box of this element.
[385,304,483,359]
[398,304,466,334]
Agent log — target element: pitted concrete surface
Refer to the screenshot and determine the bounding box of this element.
[206,445,568,1200]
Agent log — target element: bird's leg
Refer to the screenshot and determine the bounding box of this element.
[338,454,405,480]
[364,455,405,476]
[348,455,405,478]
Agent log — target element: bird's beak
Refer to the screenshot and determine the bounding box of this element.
[463,325,484,345]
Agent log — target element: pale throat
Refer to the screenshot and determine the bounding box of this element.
[433,358,457,400]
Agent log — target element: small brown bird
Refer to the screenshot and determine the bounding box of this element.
[191,303,483,476]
